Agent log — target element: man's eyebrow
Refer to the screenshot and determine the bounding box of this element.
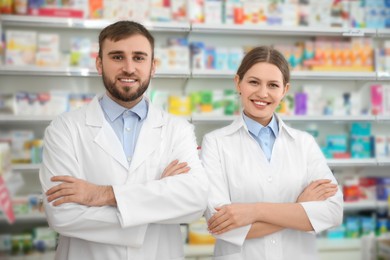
[107,51,149,56]
[107,50,124,55]
[133,51,148,56]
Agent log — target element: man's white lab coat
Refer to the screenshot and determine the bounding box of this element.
[201,114,343,260]
[39,95,209,260]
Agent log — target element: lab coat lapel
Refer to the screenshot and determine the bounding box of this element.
[129,103,163,173]
[86,95,129,169]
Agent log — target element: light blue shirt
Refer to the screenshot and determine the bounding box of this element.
[99,94,148,165]
[243,113,279,161]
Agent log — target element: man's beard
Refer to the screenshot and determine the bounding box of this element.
[102,71,151,102]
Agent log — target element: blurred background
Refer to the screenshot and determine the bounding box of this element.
[0,0,390,259]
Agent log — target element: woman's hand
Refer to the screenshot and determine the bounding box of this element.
[208,203,255,235]
[297,179,338,203]
[161,159,190,178]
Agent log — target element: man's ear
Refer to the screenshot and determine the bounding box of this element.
[96,56,103,75]
[151,59,156,77]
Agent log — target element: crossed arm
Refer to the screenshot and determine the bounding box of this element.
[46,159,191,207]
[207,179,338,239]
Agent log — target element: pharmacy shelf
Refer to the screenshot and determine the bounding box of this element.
[191,115,237,123]
[191,115,379,124]
[191,23,377,37]
[0,15,190,32]
[183,239,361,257]
[282,115,376,122]
[0,252,57,260]
[0,213,46,223]
[317,238,361,251]
[12,164,41,172]
[10,160,388,173]
[0,115,54,124]
[184,245,213,258]
[191,69,236,79]
[1,15,378,36]
[0,65,99,77]
[292,71,377,81]
[0,65,190,78]
[376,115,390,122]
[155,68,191,78]
[1,114,387,125]
[377,158,390,166]
[191,69,377,81]
[376,29,390,38]
[377,71,390,81]
[327,158,377,168]
[344,201,388,211]
[0,65,379,81]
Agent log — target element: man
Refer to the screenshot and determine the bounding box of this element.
[39,21,208,260]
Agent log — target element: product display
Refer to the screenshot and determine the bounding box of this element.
[1,4,390,259]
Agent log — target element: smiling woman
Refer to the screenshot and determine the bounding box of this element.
[201,45,343,260]
[235,62,289,126]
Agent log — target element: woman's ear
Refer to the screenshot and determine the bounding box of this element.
[234,74,241,94]
[283,83,290,97]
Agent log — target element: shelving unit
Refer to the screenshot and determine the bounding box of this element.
[1,14,389,260]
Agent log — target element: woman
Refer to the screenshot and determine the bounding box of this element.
[201,46,343,260]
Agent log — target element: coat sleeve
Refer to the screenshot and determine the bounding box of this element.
[40,116,147,247]
[114,119,209,227]
[299,134,344,233]
[200,133,250,247]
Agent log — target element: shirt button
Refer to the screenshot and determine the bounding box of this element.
[127,156,132,162]
[125,127,131,131]
[267,176,272,182]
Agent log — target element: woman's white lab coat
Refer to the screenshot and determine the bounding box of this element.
[39,95,209,260]
[201,114,343,260]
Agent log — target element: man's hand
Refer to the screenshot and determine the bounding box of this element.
[297,179,338,203]
[161,159,190,178]
[46,176,116,207]
[207,203,255,235]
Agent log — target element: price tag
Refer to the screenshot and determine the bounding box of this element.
[0,176,15,224]
[342,29,364,37]
[377,71,390,79]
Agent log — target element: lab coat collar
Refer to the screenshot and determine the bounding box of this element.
[129,98,163,173]
[227,113,296,140]
[276,115,296,140]
[85,94,164,171]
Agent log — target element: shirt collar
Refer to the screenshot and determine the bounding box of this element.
[100,93,148,122]
[242,113,279,137]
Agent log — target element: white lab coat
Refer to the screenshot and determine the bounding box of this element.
[39,94,209,260]
[201,114,343,260]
